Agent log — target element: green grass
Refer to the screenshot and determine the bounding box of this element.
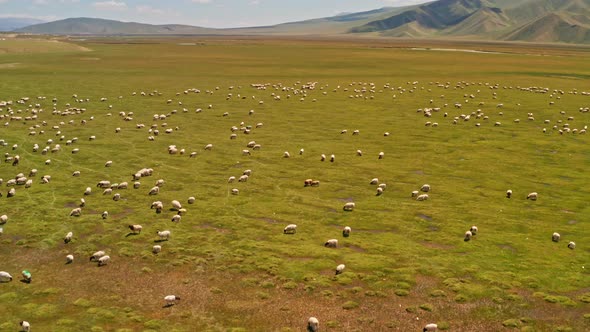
[0,36,589,331]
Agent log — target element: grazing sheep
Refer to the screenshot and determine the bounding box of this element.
[527,192,538,201]
[84,187,92,195]
[0,271,13,282]
[242,149,251,156]
[411,190,419,197]
[416,194,429,201]
[307,317,320,332]
[155,179,165,187]
[105,161,112,167]
[133,182,141,189]
[231,188,239,195]
[470,226,478,236]
[376,187,384,196]
[299,148,304,155]
[190,152,197,158]
[128,224,142,234]
[89,251,105,261]
[152,245,162,254]
[506,189,512,198]
[335,264,345,275]
[342,226,351,237]
[421,184,431,192]
[283,224,297,234]
[7,188,15,197]
[69,208,82,217]
[103,188,113,195]
[311,180,320,187]
[164,295,180,306]
[72,170,81,177]
[151,201,164,213]
[568,241,576,249]
[238,175,249,182]
[117,182,128,189]
[79,198,86,207]
[378,152,384,159]
[171,200,182,211]
[423,323,438,332]
[157,230,171,241]
[304,179,313,187]
[113,193,121,201]
[379,183,387,190]
[320,154,326,161]
[64,231,73,244]
[343,202,355,211]
[96,180,111,188]
[97,255,110,266]
[283,151,291,158]
[171,214,181,222]
[552,232,560,242]
[20,321,31,332]
[66,254,74,264]
[0,215,7,224]
[464,230,473,242]
[228,176,236,183]
[204,144,213,150]
[370,178,379,185]
[148,186,160,195]
[330,154,335,162]
[325,239,338,248]
[188,197,195,204]
[356,149,362,156]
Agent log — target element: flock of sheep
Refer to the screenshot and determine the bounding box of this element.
[0,78,586,331]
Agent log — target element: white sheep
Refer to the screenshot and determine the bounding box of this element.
[113,193,121,201]
[66,254,74,264]
[151,201,164,213]
[133,182,141,189]
[164,295,180,306]
[506,189,512,198]
[307,317,319,332]
[325,239,338,248]
[96,180,111,188]
[152,245,162,254]
[89,250,105,261]
[299,148,304,155]
[242,149,251,156]
[470,226,478,236]
[20,321,31,332]
[105,161,112,167]
[171,214,181,222]
[188,197,196,204]
[421,184,431,192]
[7,188,15,197]
[148,186,160,195]
[0,271,13,282]
[416,194,429,201]
[376,187,384,196]
[64,231,73,244]
[378,152,384,159]
[343,202,355,211]
[128,224,142,234]
[228,176,236,183]
[239,175,249,182]
[155,179,165,187]
[103,188,112,195]
[171,200,182,210]
[356,150,362,156]
[69,208,82,217]
[204,144,213,150]
[84,187,92,195]
[527,192,538,201]
[320,154,326,161]
[0,215,7,224]
[335,264,345,275]
[79,198,86,207]
[423,323,438,332]
[157,230,171,241]
[283,151,290,158]
[330,154,335,162]
[283,224,297,234]
[342,226,351,237]
[72,171,81,177]
[231,188,239,195]
[551,232,560,242]
[97,255,110,266]
[117,182,128,189]
[370,178,379,185]
[568,241,576,249]
[464,230,473,242]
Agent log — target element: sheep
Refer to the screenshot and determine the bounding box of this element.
[204,144,213,150]
[378,152,384,159]
[155,179,165,187]
[105,160,112,167]
[103,188,113,195]
[283,151,290,158]
[89,250,105,261]
[283,224,297,234]
[133,182,141,189]
[330,154,335,162]
[97,255,110,266]
[506,189,512,198]
[188,197,196,204]
[299,148,304,155]
[152,245,162,254]
[423,323,438,332]
[325,239,338,248]
[335,264,345,275]
[157,230,171,241]
[0,271,13,282]
[311,180,320,187]
[7,188,15,197]
[242,149,251,156]
[356,149,362,156]
[231,188,239,195]
[69,208,82,217]
[148,186,160,195]
[342,226,351,238]
[343,202,355,211]
[552,232,560,242]
[307,317,320,332]
[129,224,142,234]
[370,178,379,185]
[117,182,128,189]
[568,241,576,250]
[190,152,197,158]
[20,321,31,332]
[376,187,384,196]
[527,192,538,201]
[379,183,387,190]
[464,230,473,242]
[0,215,7,224]
[470,226,478,236]
[97,180,111,188]
[320,154,326,161]
[29,169,37,177]
[416,194,429,201]
[171,200,182,211]
[65,254,74,264]
[64,231,73,244]
[84,187,92,195]
[113,193,121,201]
[151,201,164,213]
[79,198,86,207]
[171,214,181,222]
[228,176,236,183]
[421,184,431,192]
[164,295,180,306]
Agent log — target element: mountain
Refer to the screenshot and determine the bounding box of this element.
[0,17,45,31]
[15,17,216,35]
[11,0,590,44]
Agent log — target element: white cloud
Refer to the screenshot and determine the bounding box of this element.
[92,1,127,11]
[250,0,260,4]
[33,0,49,5]
[192,0,212,3]
[136,5,164,15]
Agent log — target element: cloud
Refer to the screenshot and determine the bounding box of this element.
[250,0,260,4]
[32,0,49,5]
[192,0,212,3]
[136,5,165,15]
[92,1,127,10]
[59,0,80,2]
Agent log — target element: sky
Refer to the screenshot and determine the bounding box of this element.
[0,0,431,28]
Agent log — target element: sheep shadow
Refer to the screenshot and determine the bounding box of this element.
[125,232,140,238]
[154,239,169,243]
[162,303,175,308]
[65,261,72,265]
[20,279,31,284]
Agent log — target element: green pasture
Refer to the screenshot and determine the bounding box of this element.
[0,36,589,331]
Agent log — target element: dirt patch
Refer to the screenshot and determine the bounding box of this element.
[198,223,231,234]
[337,197,354,202]
[422,241,454,250]
[427,225,440,232]
[567,220,578,225]
[497,244,517,253]
[258,217,279,224]
[111,208,135,220]
[417,213,433,221]
[343,243,366,252]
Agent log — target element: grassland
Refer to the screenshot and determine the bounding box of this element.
[0,36,589,331]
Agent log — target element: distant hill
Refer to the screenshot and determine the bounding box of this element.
[12,0,590,44]
[15,17,216,35]
[0,17,45,31]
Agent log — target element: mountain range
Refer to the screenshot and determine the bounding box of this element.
[11,0,590,44]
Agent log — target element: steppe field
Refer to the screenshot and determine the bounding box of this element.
[0,35,589,332]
